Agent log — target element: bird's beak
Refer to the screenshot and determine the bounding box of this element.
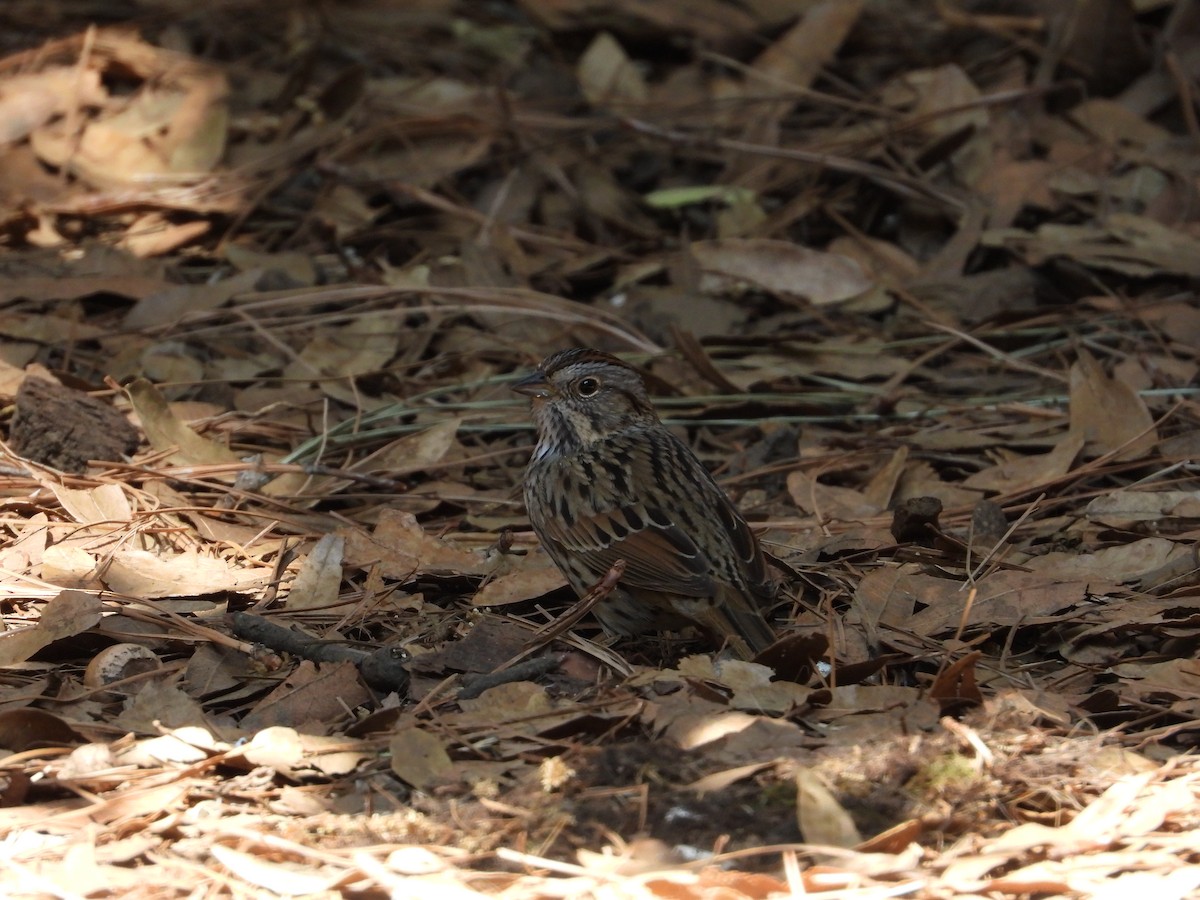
[512,371,553,398]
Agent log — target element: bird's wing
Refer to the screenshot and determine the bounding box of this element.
[539,500,777,654]
[711,486,773,603]
[538,500,718,597]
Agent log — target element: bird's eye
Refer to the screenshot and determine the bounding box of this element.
[577,376,601,397]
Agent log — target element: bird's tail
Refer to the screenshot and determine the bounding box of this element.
[675,593,776,660]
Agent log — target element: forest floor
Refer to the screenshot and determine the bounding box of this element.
[1,1,1199,897]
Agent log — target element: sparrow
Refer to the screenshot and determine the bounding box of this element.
[514,348,776,658]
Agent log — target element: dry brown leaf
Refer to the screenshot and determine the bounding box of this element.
[686,760,776,795]
[751,0,864,89]
[902,570,1094,633]
[1069,349,1158,460]
[0,708,82,752]
[0,358,25,396]
[0,311,104,343]
[472,561,568,607]
[286,534,344,610]
[76,780,194,826]
[207,849,348,897]
[125,378,241,467]
[1023,538,1183,582]
[692,238,874,306]
[103,548,268,598]
[0,67,106,143]
[986,214,1200,278]
[110,679,208,734]
[1069,98,1171,147]
[963,431,1085,494]
[787,338,910,381]
[137,342,204,385]
[1111,658,1200,699]
[412,617,530,675]
[0,511,49,575]
[208,846,344,895]
[33,75,228,189]
[349,419,462,478]
[930,651,983,710]
[572,162,659,237]
[577,32,646,107]
[40,544,104,590]
[0,591,102,667]
[457,681,557,728]
[815,685,926,724]
[861,446,909,510]
[666,709,762,751]
[676,656,810,713]
[990,863,1200,899]
[356,136,493,188]
[158,71,228,172]
[114,729,214,767]
[576,840,686,878]
[118,214,211,258]
[243,661,370,732]
[50,483,133,527]
[978,158,1056,228]
[236,726,307,770]
[622,286,748,338]
[342,509,493,578]
[827,234,920,281]
[390,726,454,790]
[368,72,490,113]
[284,310,400,385]
[990,773,1158,855]
[787,470,882,521]
[313,184,380,239]
[123,269,261,330]
[896,460,985,508]
[222,246,317,284]
[794,766,862,848]
[847,566,919,632]
[1086,490,1200,528]
[914,63,988,132]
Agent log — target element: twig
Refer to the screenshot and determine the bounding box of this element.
[925,320,1070,383]
[229,611,410,694]
[457,655,563,700]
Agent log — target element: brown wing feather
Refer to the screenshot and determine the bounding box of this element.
[537,503,716,596]
[713,491,773,602]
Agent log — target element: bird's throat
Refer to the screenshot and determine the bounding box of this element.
[533,403,603,460]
